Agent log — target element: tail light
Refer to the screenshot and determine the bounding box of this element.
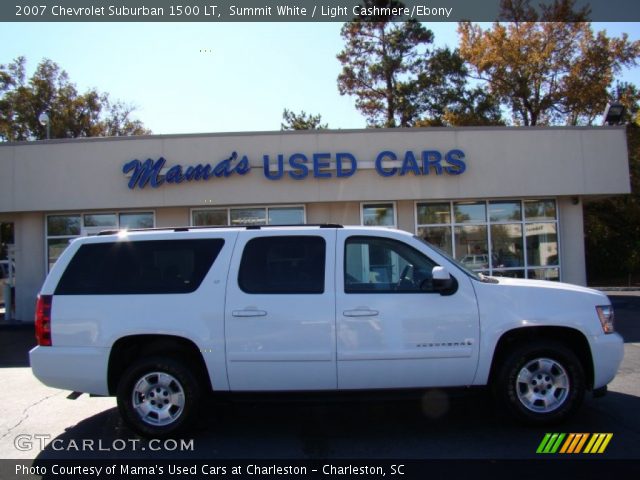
[35,295,53,346]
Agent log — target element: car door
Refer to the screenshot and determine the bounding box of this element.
[225,229,337,390]
[336,230,480,389]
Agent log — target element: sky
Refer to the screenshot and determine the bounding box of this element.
[1,21,639,134]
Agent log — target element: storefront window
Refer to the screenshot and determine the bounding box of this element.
[84,214,117,228]
[489,201,522,222]
[416,199,559,280]
[47,238,72,272]
[46,211,155,271]
[417,226,453,256]
[524,199,556,221]
[454,225,489,271]
[362,203,395,227]
[230,208,266,225]
[192,209,228,226]
[120,212,154,229]
[454,202,486,223]
[47,215,81,236]
[526,223,558,266]
[268,207,305,225]
[417,203,450,224]
[193,206,304,227]
[492,269,526,279]
[530,268,560,281]
[491,224,524,268]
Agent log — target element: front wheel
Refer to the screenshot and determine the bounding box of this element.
[117,356,201,437]
[495,341,585,425]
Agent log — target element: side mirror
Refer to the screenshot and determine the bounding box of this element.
[429,266,457,295]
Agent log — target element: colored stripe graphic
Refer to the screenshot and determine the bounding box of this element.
[538,433,613,454]
[584,433,613,454]
[536,433,552,454]
[537,433,565,453]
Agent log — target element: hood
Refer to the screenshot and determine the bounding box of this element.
[492,276,608,300]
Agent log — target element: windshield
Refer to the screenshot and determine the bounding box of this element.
[413,235,483,281]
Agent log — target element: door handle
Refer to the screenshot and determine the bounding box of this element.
[232,309,267,317]
[343,308,379,317]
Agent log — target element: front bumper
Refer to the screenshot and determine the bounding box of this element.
[589,332,624,389]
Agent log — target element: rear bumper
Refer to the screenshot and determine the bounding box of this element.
[589,333,624,389]
[29,345,110,396]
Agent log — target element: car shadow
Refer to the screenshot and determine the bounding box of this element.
[31,389,640,462]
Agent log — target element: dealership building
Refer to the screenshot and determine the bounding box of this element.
[0,126,631,321]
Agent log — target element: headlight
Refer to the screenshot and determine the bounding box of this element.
[596,305,615,334]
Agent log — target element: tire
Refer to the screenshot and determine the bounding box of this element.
[117,356,201,438]
[494,341,585,425]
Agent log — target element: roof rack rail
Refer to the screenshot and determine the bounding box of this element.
[97,223,343,236]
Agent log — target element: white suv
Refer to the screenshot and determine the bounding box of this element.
[30,225,623,437]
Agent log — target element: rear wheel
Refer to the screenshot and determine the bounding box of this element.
[495,341,585,424]
[117,356,201,437]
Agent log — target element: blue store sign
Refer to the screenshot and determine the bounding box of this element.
[123,149,466,190]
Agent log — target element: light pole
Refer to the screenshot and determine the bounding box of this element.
[602,103,626,126]
[38,111,50,139]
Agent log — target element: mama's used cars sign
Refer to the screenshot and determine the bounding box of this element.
[122,149,466,190]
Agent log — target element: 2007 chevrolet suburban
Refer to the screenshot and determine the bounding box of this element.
[30,225,623,437]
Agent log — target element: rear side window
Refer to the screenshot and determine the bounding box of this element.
[55,239,224,295]
[238,236,325,294]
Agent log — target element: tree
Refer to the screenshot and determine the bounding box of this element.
[0,57,150,141]
[337,16,433,127]
[281,109,327,130]
[458,0,640,126]
[337,1,503,128]
[584,123,640,285]
[412,48,504,127]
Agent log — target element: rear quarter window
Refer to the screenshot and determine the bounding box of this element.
[55,239,224,295]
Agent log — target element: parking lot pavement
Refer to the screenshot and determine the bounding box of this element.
[0,294,638,463]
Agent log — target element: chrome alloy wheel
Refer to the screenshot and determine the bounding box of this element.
[516,358,570,413]
[132,372,185,426]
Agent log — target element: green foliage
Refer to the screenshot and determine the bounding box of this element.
[584,124,640,285]
[281,109,327,130]
[337,6,503,128]
[0,57,150,141]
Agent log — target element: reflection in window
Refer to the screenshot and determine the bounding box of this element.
[46,211,156,271]
[491,224,524,268]
[489,201,522,222]
[362,203,395,227]
[47,215,81,236]
[268,207,305,225]
[47,238,72,272]
[119,212,154,229]
[418,226,453,256]
[231,208,267,225]
[492,269,526,279]
[417,203,450,224]
[193,206,305,226]
[454,225,488,263]
[454,202,486,223]
[193,209,228,226]
[524,200,556,221]
[529,268,560,281]
[526,223,558,267]
[415,199,559,280]
[84,214,117,228]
